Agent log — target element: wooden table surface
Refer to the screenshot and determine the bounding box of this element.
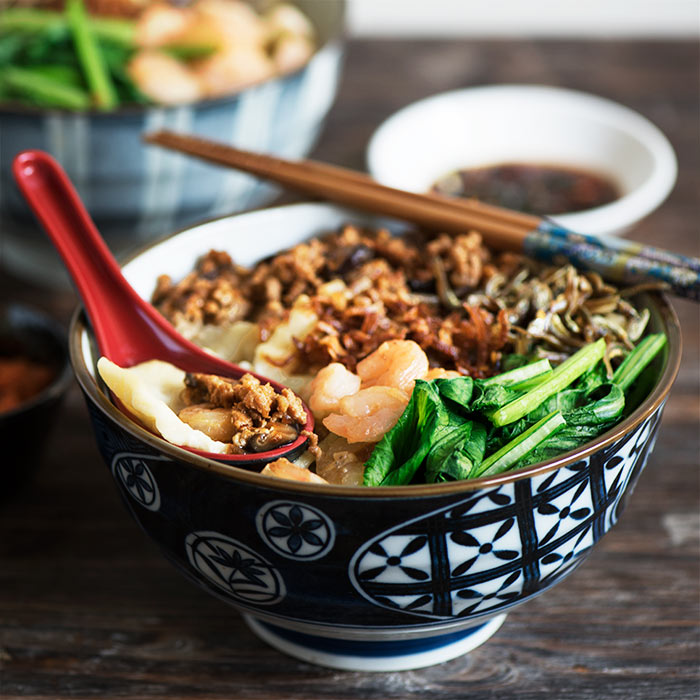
[0,39,698,699]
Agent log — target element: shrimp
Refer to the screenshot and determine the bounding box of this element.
[356,339,429,394]
[424,367,462,381]
[323,386,408,443]
[272,33,315,74]
[196,0,268,48]
[134,4,194,48]
[195,46,275,98]
[128,50,203,105]
[261,458,328,484]
[308,362,361,419]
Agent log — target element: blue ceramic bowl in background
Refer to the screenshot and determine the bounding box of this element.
[68,204,681,671]
[0,0,345,286]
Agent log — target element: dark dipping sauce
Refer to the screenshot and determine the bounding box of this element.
[432,163,621,216]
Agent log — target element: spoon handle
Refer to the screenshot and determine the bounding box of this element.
[13,150,219,371]
[13,150,315,462]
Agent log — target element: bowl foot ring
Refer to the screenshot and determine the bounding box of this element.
[243,614,507,672]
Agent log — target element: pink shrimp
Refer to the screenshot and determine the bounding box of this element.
[356,339,429,394]
[128,51,202,105]
[308,362,361,419]
[323,386,408,443]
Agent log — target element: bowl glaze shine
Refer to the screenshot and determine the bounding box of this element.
[69,204,681,671]
[367,85,678,237]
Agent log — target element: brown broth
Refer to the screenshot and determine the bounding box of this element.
[432,163,621,216]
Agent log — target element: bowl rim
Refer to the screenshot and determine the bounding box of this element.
[366,84,678,235]
[69,202,682,497]
[1,302,73,418]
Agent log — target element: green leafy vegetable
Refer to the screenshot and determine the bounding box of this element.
[363,380,447,486]
[0,8,66,34]
[435,376,473,408]
[428,421,487,482]
[0,33,24,66]
[479,358,552,389]
[2,65,90,109]
[66,0,118,110]
[488,338,606,427]
[362,334,665,486]
[473,411,567,478]
[0,8,135,45]
[613,333,667,393]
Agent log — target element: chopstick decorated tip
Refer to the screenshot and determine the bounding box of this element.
[144,130,700,301]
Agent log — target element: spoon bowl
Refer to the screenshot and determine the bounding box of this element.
[12,150,313,465]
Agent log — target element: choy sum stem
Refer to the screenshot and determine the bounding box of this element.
[612,333,667,393]
[2,66,91,109]
[66,0,118,110]
[474,411,567,478]
[0,8,66,33]
[489,338,606,427]
[479,359,552,389]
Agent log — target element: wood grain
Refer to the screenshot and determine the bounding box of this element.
[0,39,698,699]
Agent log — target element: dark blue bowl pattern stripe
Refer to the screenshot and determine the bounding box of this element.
[255,618,494,658]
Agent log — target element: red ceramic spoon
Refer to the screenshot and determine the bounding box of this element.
[13,150,313,464]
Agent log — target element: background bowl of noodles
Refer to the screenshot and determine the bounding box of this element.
[69,202,681,671]
[0,0,345,286]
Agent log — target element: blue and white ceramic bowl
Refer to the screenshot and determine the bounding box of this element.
[69,204,681,671]
[0,0,344,286]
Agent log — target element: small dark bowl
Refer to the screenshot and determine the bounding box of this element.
[0,303,73,498]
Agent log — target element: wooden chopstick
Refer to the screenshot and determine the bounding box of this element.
[143,130,700,301]
[144,130,538,249]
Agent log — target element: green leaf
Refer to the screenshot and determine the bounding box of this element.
[435,376,473,408]
[363,380,447,486]
[474,411,567,478]
[613,333,667,393]
[489,339,606,427]
[425,409,473,483]
[434,421,488,482]
[67,0,118,109]
[27,63,84,87]
[576,360,608,394]
[513,423,607,466]
[0,33,25,66]
[0,8,66,34]
[479,358,552,389]
[566,383,625,426]
[469,359,552,413]
[2,65,91,109]
[470,383,521,413]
